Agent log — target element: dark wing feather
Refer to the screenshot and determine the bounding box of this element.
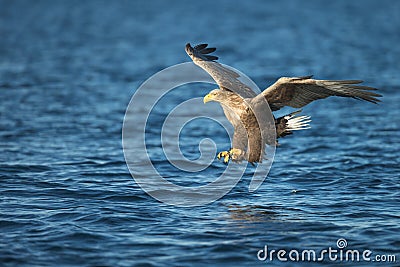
[259,76,382,111]
[204,55,219,61]
[185,43,256,98]
[200,47,217,54]
[194,43,208,50]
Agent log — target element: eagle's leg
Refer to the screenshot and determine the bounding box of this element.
[217,148,244,163]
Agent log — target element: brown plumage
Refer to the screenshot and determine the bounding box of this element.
[259,76,381,111]
[185,43,382,164]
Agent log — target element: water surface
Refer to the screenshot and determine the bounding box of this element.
[1,0,399,266]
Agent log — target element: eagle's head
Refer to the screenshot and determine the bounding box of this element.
[203,89,240,105]
[203,89,224,104]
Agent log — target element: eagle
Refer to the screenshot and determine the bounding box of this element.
[185,43,381,164]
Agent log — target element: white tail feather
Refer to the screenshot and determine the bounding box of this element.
[285,114,311,131]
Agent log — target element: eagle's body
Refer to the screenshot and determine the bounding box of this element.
[185,43,381,164]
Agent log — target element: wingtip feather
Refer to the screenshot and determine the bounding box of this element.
[186,42,218,61]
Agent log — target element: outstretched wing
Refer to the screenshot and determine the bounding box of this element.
[185,43,256,98]
[259,76,382,111]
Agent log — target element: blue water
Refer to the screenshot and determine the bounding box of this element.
[1,0,399,266]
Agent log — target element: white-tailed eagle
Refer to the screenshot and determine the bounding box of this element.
[185,43,381,164]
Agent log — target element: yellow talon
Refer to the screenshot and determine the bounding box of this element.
[217,151,230,163]
[217,151,226,159]
[217,148,244,163]
[218,151,227,159]
[223,154,230,163]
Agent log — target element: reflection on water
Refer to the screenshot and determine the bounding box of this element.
[226,204,281,223]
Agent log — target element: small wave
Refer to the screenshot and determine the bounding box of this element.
[0,164,51,174]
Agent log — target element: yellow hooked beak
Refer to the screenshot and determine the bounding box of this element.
[203,93,213,104]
